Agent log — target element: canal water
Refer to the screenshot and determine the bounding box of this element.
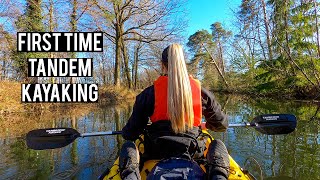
[0,94,319,179]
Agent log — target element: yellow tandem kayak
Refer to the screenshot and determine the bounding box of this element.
[103,130,254,180]
[25,114,296,179]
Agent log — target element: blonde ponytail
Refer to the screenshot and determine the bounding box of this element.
[166,44,194,133]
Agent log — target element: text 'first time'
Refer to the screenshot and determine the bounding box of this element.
[17,32,103,52]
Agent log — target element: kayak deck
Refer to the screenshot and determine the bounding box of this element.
[103,130,253,180]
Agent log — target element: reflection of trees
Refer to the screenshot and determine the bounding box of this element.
[3,97,318,179]
[278,120,320,179]
[212,93,320,179]
[7,138,53,179]
[71,114,78,167]
[115,108,122,154]
[2,102,134,179]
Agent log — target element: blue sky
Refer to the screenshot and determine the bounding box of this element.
[185,0,241,37]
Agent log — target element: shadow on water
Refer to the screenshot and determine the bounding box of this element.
[0,95,319,179]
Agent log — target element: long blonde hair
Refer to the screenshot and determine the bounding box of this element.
[163,44,194,133]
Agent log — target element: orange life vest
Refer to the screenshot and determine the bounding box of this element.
[150,76,202,126]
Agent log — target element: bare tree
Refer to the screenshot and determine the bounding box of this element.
[88,0,186,88]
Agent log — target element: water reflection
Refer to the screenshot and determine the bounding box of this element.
[0,95,319,179]
[0,103,133,179]
[212,94,320,180]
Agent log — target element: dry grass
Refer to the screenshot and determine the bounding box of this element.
[0,81,24,114]
[99,85,137,104]
[0,81,137,115]
[0,105,98,138]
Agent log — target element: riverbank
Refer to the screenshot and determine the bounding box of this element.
[1,80,318,116]
[212,87,320,102]
[0,81,137,116]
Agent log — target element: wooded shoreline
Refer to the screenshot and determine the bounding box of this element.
[1,0,320,102]
[1,80,319,116]
[213,88,320,102]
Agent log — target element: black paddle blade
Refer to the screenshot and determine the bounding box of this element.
[26,128,80,150]
[251,114,297,135]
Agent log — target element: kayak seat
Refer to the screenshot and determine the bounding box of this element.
[146,158,205,180]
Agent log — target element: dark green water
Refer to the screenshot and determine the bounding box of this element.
[0,94,319,179]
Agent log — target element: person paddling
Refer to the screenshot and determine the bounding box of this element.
[119,43,230,180]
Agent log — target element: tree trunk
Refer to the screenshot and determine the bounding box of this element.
[114,24,121,87]
[121,39,132,88]
[284,0,296,75]
[202,44,229,89]
[133,43,141,89]
[113,2,121,88]
[218,41,225,74]
[70,0,77,84]
[261,0,273,60]
[2,59,5,80]
[49,0,55,83]
[257,24,267,61]
[314,0,320,57]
